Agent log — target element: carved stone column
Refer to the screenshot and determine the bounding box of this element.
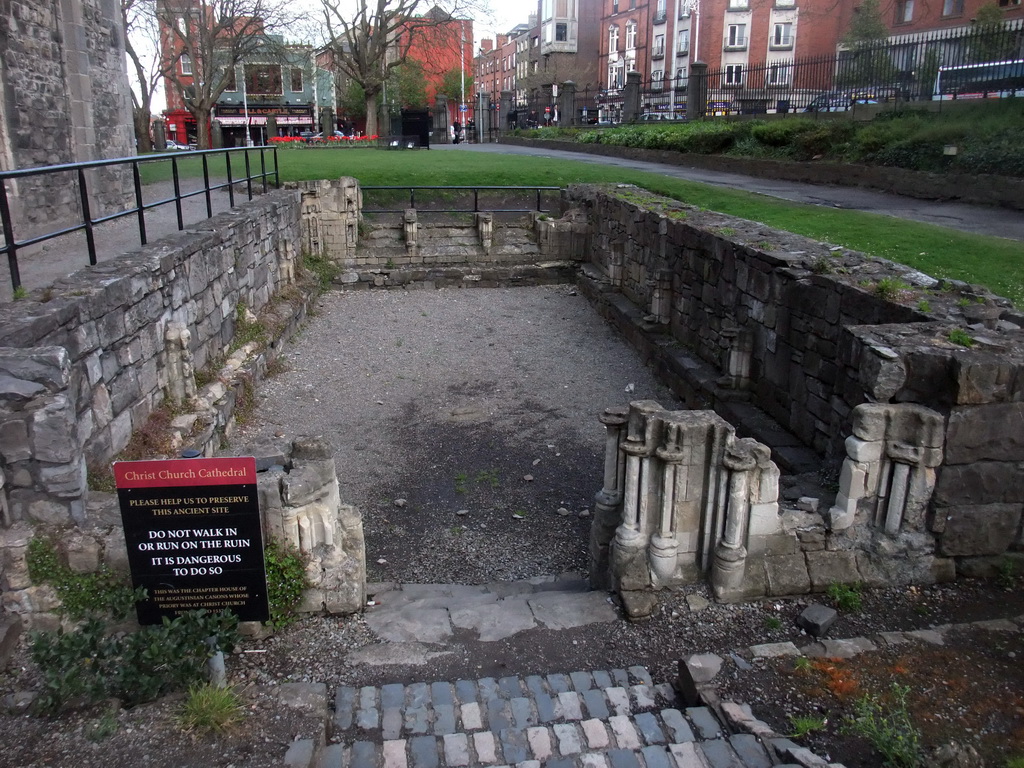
[611,400,663,591]
[477,212,494,253]
[165,324,196,404]
[712,438,769,600]
[403,209,418,250]
[650,422,685,585]
[589,406,629,589]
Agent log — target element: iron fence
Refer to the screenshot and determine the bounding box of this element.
[1,145,279,294]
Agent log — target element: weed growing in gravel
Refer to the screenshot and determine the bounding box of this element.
[301,250,340,291]
[12,286,27,300]
[810,256,833,274]
[827,582,863,612]
[789,714,827,738]
[845,683,922,768]
[793,656,813,673]
[454,472,469,494]
[476,468,500,488]
[450,525,465,536]
[875,277,912,302]
[764,616,783,631]
[177,684,244,733]
[86,711,119,742]
[1006,756,1024,768]
[916,299,932,313]
[229,302,268,353]
[997,558,1018,590]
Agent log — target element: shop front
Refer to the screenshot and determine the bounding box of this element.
[213,105,315,147]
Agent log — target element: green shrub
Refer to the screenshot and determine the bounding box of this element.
[845,683,922,768]
[750,118,817,147]
[794,122,856,159]
[827,582,863,612]
[176,683,243,733]
[264,539,311,629]
[26,538,142,621]
[30,610,239,712]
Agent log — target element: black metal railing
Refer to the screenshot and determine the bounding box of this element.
[361,186,561,214]
[1,145,279,293]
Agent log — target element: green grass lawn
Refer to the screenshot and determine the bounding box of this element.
[143,146,1024,305]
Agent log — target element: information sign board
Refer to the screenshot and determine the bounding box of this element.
[115,456,270,624]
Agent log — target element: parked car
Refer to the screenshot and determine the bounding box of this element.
[164,140,192,150]
[803,92,879,112]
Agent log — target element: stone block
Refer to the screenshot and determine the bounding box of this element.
[946,404,1024,464]
[30,395,76,464]
[66,533,101,573]
[795,604,838,638]
[940,504,1022,557]
[765,555,810,596]
[933,462,1024,507]
[805,550,860,592]
[0,419,31,463]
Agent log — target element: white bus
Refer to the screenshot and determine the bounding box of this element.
[933,59,1024,100]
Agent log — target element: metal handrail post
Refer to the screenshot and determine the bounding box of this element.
[77,167,98,265]
[171,157,184,231]
[0,180,21,291]
[474,189,479,212]
[244,151,253,201]
[273,146,280,188]
[259,149,267,194]
[226,153,235,208]
[132,163,147,246]
[202,155,212,219]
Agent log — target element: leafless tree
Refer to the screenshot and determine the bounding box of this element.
[156,0,294,148]
[318,0,484,137]
[123,0,164,152]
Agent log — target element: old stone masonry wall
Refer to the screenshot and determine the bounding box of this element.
[1,0,135,232]
[575,184,1024,606]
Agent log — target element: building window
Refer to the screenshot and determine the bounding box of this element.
[655,0,667,21]
[222,67,237,92]
[556,22,567,41]
[653,34,665,57]
[651,69,664,89]
[728,0,749,9]
[291,67,303,92]
[612,0,619,11]
[676,67,687,85]
[942,0,964,14]
[895,0,914,22]
[775,0,796,6]
[630,0,636,8]
[245,64,282,95]
[677,29,690,54]
[767,62,790,84]
[180,54,193,75]
[771,22,793,48]
[998,0,1022,6]
[609,24,620,51]
[725,64,743,84]
[726,24,747,49]
[625,21,637,49]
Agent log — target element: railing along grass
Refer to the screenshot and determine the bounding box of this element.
[274,148,1023,305]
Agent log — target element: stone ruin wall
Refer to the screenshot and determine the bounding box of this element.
[1,0,135,233]
[570,184,1024,606]
[293,177,589,289]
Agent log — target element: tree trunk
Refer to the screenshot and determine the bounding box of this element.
[364,91,379,137]
[133,107,153,153]
[192,105,212,149]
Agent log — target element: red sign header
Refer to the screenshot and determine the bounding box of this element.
[115,457,256,489]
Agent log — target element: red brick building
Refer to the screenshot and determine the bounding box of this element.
[400,8,474,113]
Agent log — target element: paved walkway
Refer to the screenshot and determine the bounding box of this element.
[437,142,1024,242]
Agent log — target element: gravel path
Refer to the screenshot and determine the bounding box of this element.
[232,285,680,585]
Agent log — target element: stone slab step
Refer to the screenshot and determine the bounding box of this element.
[333,668,674,739]
[317,731,775,768]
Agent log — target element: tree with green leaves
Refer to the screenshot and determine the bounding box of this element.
[969,4,1016,63]
[838,0,894,92]
[435,67,473,103]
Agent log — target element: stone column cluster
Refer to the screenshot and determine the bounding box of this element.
[298,177,361,264]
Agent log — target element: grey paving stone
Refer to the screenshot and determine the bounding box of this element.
[455,680,478,704]
[519,760,541,768]
[284,739,316,768]
[547,673,571,693]
[629,684,656,710]
[510,697,536,728]
[381,683,406,709]
[431,682,455,707]
[383,740,408,768]
[580,753,610,768]
[382,707,403,740]
[553,722,583,755]
[546,758,576,768]
[443,733,470,767]
[641,746,674,768]
[460,701,484,731]
[473,731,499,763]
[366,606,454,643]
[606,687,631,717]
[526,726,553,760]
[408,682,429,707]
[351,740,380,768]
[610,669,630,688]
[699,739,744,768]
[434,704,457,735]
[499,676,524,698]
[660,708,696,743]
[525,675,548,699]
[334,686,357,730]
[360,686,379,711]
[479,678,500,702]
[570,671,595,691]
[529,591,618,630]
[357,706,380,730]
[592,671,613,689]
[627,666,653,686]
[318,743,345,768]
[409,734,440,768]
[404,704,429,735]
[582,688,610,720]
[634,712,666,744]
[498,728,529,763]
[535,692,558,723]
[668,742,709,767]
[686,707,724,740]
[729,734,772,768]
[557,691,584,720]
[451,600,537,641]
[609,716,641,750]
[488,697,513,732]
[606,748,643,768]
[654,683,676,703]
